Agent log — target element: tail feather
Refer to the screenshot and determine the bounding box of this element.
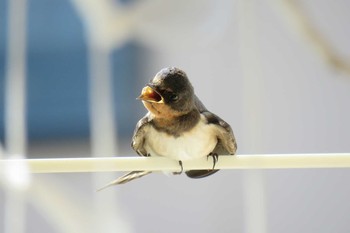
[185,169,219,178]
[97,171,152,191]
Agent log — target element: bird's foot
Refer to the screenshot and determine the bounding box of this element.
[207,152,219,170]
[173,160,183,175]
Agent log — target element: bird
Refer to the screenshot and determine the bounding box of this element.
[97,67,237,190]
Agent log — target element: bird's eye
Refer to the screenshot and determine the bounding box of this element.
[169,94,179,102]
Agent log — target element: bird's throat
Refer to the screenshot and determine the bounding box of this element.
[151,109,200,137]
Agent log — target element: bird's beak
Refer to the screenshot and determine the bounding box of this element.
[137,85,164,103]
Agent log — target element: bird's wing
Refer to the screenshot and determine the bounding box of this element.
[203,111,237,155]
[131,114,152,157]
[186,96,237,179]
[98,115,152,190]
[195,95,237,155]
[185,112,237,178]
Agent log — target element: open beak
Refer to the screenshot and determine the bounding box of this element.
[137,85,164,103]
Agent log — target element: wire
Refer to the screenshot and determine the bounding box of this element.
[0,153,349,174]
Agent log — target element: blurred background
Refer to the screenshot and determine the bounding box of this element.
[1,0,350,232]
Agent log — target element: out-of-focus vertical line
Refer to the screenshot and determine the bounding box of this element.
[69,0,132,231]
[5,0,27,155]
[237,0,268,233]
[88,46,118,159]
[3,0,29,233]
[88,39,131,233]
[0,143,4,158]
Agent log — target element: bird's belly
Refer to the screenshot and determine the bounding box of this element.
[144,121,217,161]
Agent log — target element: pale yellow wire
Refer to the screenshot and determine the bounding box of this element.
[0,153,349,174]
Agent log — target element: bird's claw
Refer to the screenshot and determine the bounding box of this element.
[173,160,183,175]
[207,152,219,170]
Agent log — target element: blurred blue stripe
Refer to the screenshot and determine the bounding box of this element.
[0,0,144,141]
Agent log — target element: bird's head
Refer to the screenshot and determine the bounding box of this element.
[138,67,195,117]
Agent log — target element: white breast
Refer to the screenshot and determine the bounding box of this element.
[144,115,218,161]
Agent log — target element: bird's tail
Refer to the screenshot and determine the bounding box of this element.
[96,171,152,191]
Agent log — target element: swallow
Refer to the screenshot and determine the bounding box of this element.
[97,67,237,190]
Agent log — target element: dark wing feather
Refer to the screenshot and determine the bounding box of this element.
[131,114,152,157]
[195,94,237,155]
[99,115,152,189]
[202,111,237,155]
[186,95,237,178]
